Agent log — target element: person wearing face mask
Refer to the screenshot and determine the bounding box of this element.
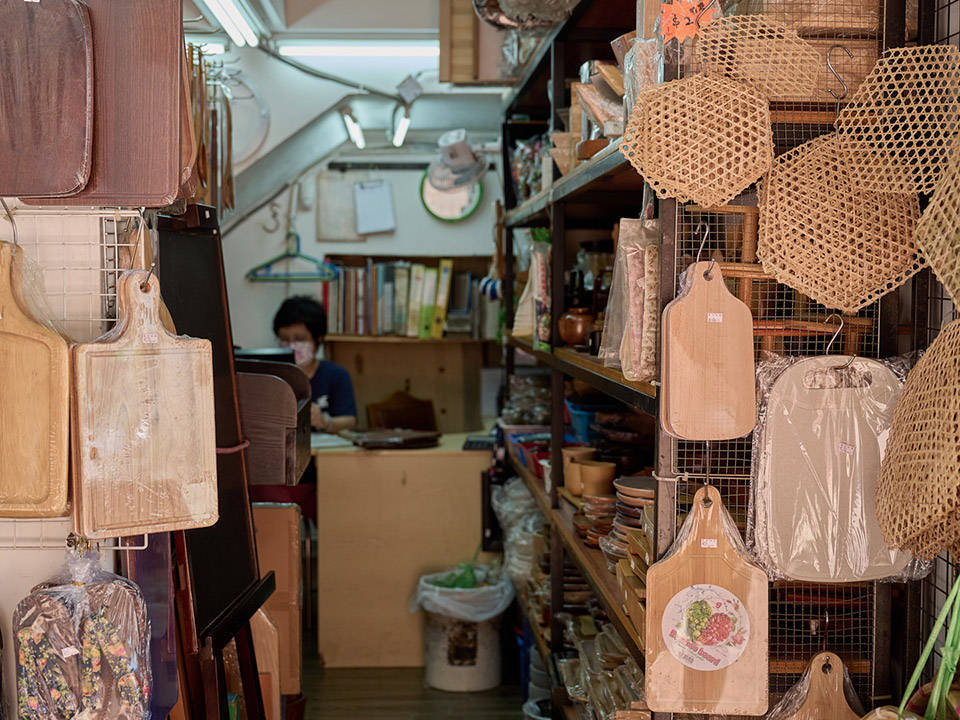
[273,295,357,434]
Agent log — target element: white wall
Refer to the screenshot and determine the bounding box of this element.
[223,154,501,348]
[284,0,438,29]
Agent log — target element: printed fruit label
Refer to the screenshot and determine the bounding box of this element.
[661,584,749,671]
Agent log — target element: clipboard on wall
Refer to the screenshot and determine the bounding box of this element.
[353,179,396,235]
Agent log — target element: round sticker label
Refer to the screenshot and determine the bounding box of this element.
[661,584,749,671]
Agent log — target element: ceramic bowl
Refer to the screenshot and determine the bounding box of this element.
[614,476,656,499]
[579,460,617,496]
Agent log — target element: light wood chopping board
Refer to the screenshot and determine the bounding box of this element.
[645,485,768,715]
[783,652,860,719]
[0,242,70,517]
[661,262,756,440]
[72,270,217,539]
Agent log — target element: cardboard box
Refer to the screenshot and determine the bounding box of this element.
[253,503,302,695]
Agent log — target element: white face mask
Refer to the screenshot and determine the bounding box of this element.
[279,340,316,366]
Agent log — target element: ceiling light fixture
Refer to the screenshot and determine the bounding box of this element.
[278,42,439,58]
[392,106,412,147]
[204,0,260,47]
[340,107,366,150]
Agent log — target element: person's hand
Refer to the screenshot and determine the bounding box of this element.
[311,403,329,431]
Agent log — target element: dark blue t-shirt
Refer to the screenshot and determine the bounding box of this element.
[310,360,357,417]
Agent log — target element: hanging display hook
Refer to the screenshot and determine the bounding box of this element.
[694,222,717,279]
[697,0,718,27]
[140,262,157,292]
[824,312,857,368]
[826,44,854,119]
[1,197,19,246]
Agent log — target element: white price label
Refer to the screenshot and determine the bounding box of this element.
[142,332,159,344]
[701,538,718,548]
[707,313,723,323]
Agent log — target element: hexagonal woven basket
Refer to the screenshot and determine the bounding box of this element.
[836,45,960,194]
[915,144,960,305]
[758,132,924,313]
[622,73,774,207]
[877,318,960,560]
[696,14,821,101]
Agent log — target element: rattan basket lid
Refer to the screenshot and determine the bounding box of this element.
[877,318,960,560]
[836,45,960,194]
[757,132,923,313]
[914,142,960,305]
[696,14,820,100]
[622,73,774,207]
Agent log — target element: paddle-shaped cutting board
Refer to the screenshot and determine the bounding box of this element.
[783,652,860,719]
[662,262,756,440]
[72,270,217,539]
[645,485,768,715]
[0,242,69,516]
[0,0,93,197]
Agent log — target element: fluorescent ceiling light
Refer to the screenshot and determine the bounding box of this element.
[392,109,411,148]
[340,107,366,150]
[205,0,259,47]
[199,42,226,55]
[279,43,439,58]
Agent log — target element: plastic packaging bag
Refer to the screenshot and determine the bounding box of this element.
[624,37,663,120]
[750,353,930,582]
[411,564,515,623]
[531,237,552,351]
[598,227,629,369]
[14,549,152,720]
[620,219,660,382]
[765,652,864,719]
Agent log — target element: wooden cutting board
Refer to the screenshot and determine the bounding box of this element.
[645,485,768,715]
[783,652,860,719]
[0,0,93,196]
[0,242,70,517]
[661,262,756,440]
[23,0,181,207]
[72,270,217,538]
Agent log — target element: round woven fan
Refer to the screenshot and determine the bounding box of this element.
[757,132,923,313]
[877,318,960,560]
[836,45,960,194]
[622,73,774,207]
[696,14,821,100]
[914,144,960,305]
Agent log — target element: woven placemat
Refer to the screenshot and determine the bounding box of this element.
[696,14,820,100]
[758,132,923,313]
[915,143,960,305]
[622,73,774,207]
[836,45,960,194]
[877,318,960,560]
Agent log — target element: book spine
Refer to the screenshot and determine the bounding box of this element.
[407,264,426,338]
[431,259,454,339]
[418,268,438,339]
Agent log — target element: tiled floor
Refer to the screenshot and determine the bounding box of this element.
[302,664,523,720]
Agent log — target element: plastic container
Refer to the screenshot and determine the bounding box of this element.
[523,698,551,720]
[424,611,502,692]
[565,399,618,443]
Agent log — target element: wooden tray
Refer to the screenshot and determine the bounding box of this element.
[0,243,70,517]
[72,271,217,538]
[645,486,768,715]
[782,652,860,719]
[23,0,181,207]
[0,0,93,196]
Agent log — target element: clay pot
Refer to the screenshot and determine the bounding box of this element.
[562,446,596,495]
[558,307,595,346]
[579,460,617,496]
[565,462,583,495]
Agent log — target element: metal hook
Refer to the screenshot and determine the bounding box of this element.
[826,44,854,119]
[697,0,718,27]
[1,198,18,246]
[823,313,857,368]
[140,262,157,292]
[694,222,718,279]
[262,202,281,233]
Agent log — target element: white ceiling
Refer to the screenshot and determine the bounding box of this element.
[283,0,438,32]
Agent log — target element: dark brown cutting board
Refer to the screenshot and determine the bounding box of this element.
[0,0,93,196]
[23,0,182,207]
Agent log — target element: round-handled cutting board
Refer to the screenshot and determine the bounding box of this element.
[782,652,860,719]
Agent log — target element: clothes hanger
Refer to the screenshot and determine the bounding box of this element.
[246,230,338,282]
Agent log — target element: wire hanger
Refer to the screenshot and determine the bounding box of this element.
[246,230,339,283]
[827,44,854,121]
[824,313,856,369]
[694,222,718,280]
[1,198,19,246]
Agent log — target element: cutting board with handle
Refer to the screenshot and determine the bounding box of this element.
[661,261,756,440]
[72,270,217,539]
[0,242,70,516]
[0,0,93,197]
[645,485,768,715]
[23,0,181,207]
[782,652,860,719]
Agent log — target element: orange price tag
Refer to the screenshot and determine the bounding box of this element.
[659,0,719,42]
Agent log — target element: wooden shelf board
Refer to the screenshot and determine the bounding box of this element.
[324,334,487,344]
[507,441,553,519]
[508,335,657,415]
[519,590,552,663]
[558,486,584,510]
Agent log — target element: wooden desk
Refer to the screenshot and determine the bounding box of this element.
[312,432,490,667]
[323,336,485,433]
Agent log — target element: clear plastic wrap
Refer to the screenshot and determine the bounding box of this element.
[504,514,547,586]
[750,353,931,582]
[765,652,863,719]
[14,549,152,720]
[623,38,663,122]
[531,238,551,351]
[619,220,660,382]
[411,564,515,623]
[491,477,541,533]
[598,227,628,369]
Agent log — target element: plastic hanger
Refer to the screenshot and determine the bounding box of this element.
[246,231,338,283]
